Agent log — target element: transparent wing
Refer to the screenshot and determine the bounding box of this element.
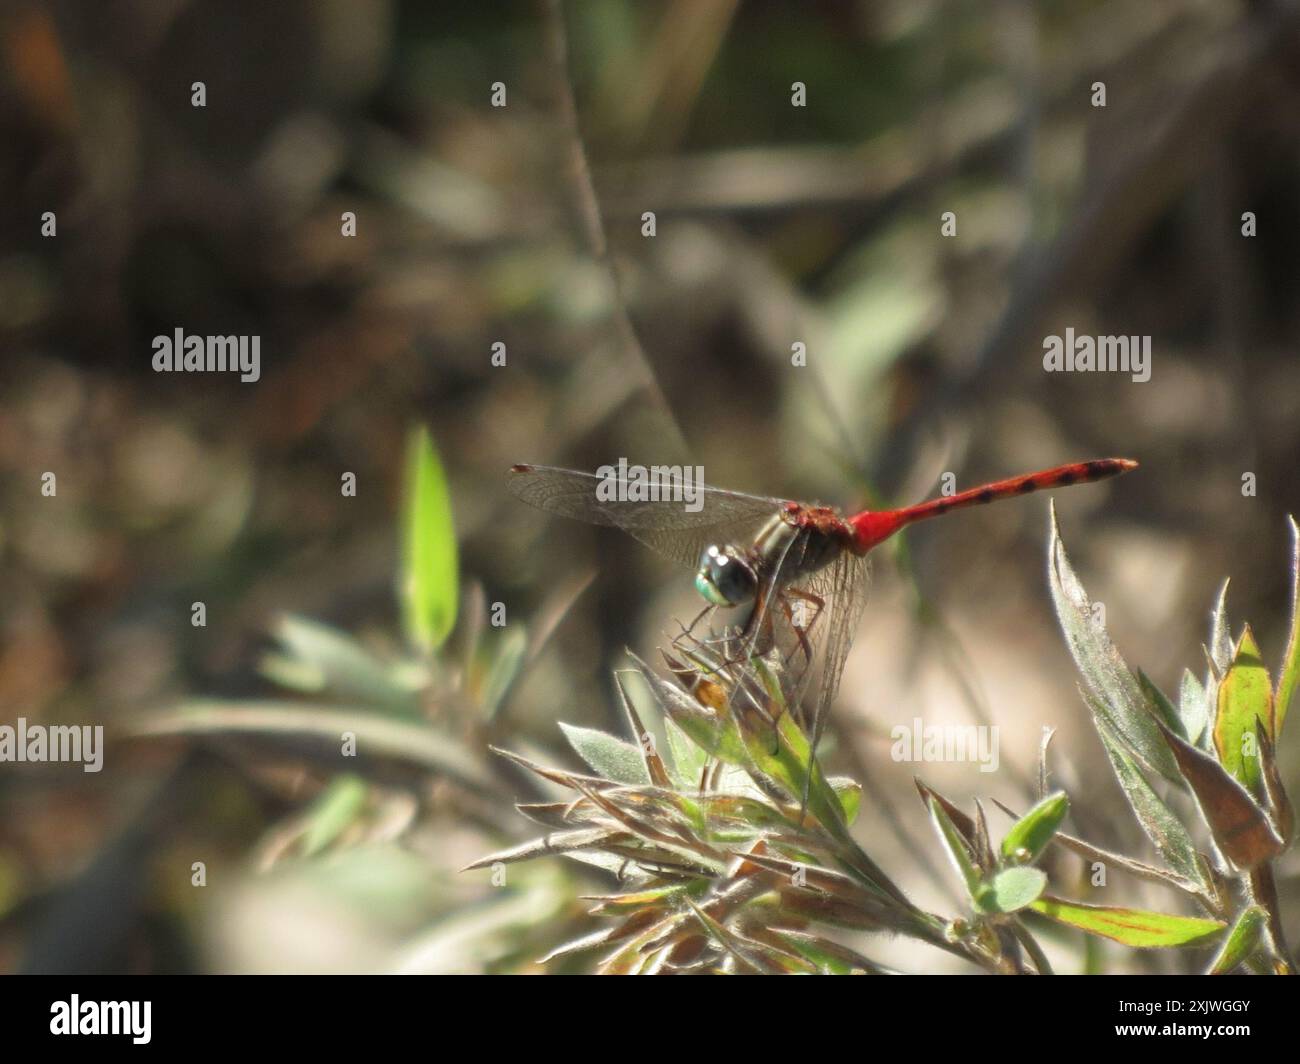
[799,550,872,761]
[755,546,871,817]
[507,463,785,568]
[751,544,871,732]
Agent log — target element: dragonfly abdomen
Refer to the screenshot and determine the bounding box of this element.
[847,457,1138,553]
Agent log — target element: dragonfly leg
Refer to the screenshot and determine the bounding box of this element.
[671,604,750,665]
[774,587,816,663]
[777,588,824,669]
[779,588,827,729]
[675,603,715,641]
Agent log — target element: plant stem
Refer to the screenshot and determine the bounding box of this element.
[1010,918,1055,975]
[1248,863,1295,974]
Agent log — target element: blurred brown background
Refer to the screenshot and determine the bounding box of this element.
[1,0,1299,973]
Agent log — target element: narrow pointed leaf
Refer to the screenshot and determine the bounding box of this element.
[264,615,418,715]
[769,930,893,974]
[1276,516,1300,736]
[828,776,862,825]
[480,626,527,720]
[1178,669,1207,746]
[299,774,369,856]
[1202,580,1232,751]
[1208,579,1233,674]
[1213,625,1274,790]
[973,799,995,870]
[663,718,710,789]
[1256,722,1294,843]
[1048,505,1181,782]
[1030,896,1226,948]
[400,426,458,651]
[640,653,747,766]
[1001,791,1069,863]
[1092,708,1208,891]
[134,699,492,789]
[915,779,978,847]
[1206,906,1266,974]
[683,899,770,973]
[928,796,982,900]
[1037,727,1055,800]
[1138,670,1184,739]
[464,827,621,870]
[613,672,671,788]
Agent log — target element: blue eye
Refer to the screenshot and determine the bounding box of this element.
[695,545,757,607]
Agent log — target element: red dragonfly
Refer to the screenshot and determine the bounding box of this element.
[508,458,1136,796]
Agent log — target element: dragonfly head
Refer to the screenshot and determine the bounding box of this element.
[695,544,758,608]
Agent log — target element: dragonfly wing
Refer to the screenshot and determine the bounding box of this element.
[746,546,871,726]
[715,529,869,724]
[507,464,783,568]
[747,546,870,816]
[802,550,872,764]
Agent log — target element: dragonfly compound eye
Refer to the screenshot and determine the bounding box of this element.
[695,545,757,607]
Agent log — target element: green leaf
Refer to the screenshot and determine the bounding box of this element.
[1137,670,1184,740]
[1001,791,1069,864]
[683,898,770,974]
[1092,707,1209,893]
[1030,896,1226,948]
[829,776,862,825]
[1257,723,1294,844]
[1276,516,1300,737]
[613,670,671,789]
[664,718,710,789]
[400,426,458,652]
[1037,727,1055,801]
[263,614,419,716]
[1208,579,1233,676]
[1048,504,1181,783]
[928,796,982,901]
[915,779,978,847]
[771,931,893,974]
[1213,625,1274,791]
[1178,669,1207,746]
[976,867,1047,914]
[1206,906,1266,974]
[641,653,749,768]
[558,723,651,785]
[480,626,527,720]
[741,704,841,829]
[300,774,368,856]
[133,699,492,790]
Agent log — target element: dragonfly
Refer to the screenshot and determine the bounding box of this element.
[507,457,1137,806]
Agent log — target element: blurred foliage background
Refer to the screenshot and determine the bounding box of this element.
[2,0,1299,973]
